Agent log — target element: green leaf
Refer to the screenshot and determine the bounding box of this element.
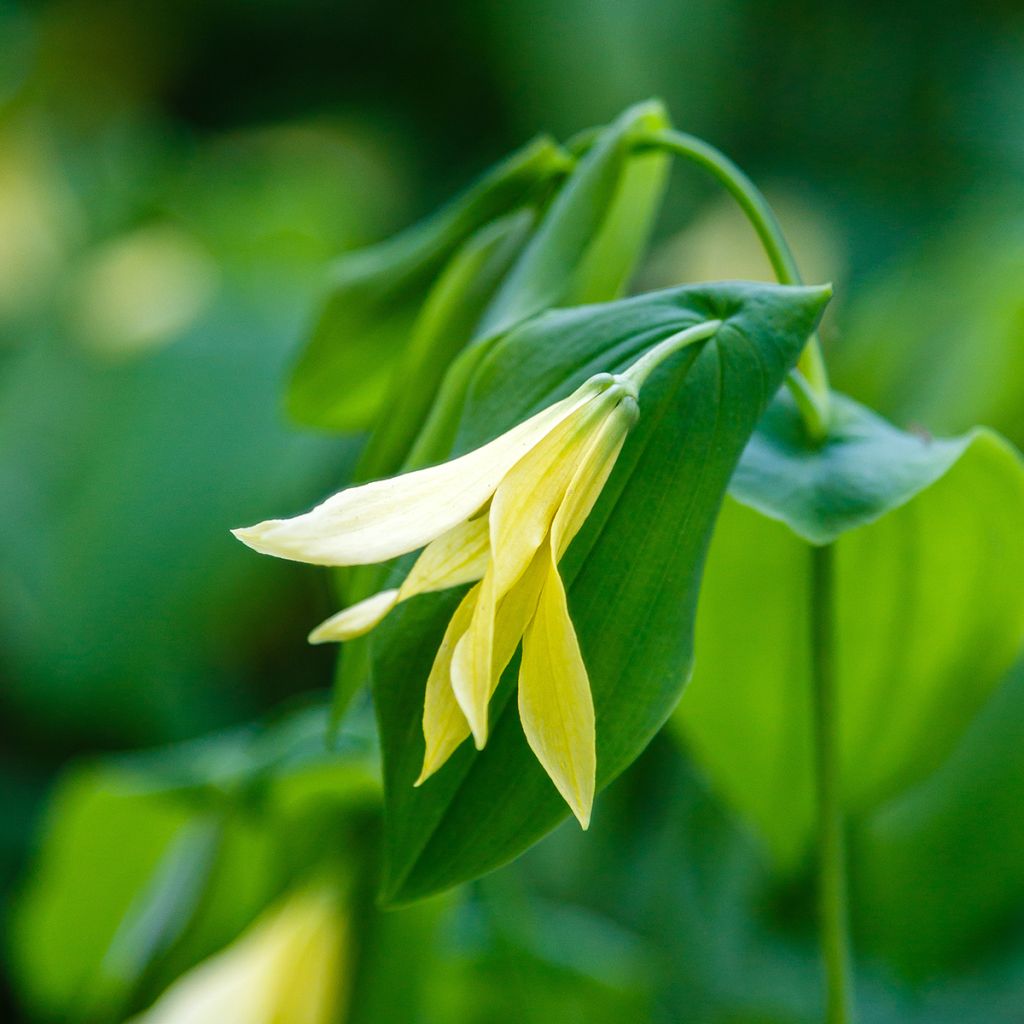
[11,768,200,1021]
[371,280,831,904]
[673,395,1024,867]
[479,99,670,338]
[730,392,978,544]
[285,135,569,431]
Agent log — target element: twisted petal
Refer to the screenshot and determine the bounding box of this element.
[450,397,610,745]
[515,399,633,824]
[418,584,480,783]
[232,381,607,567]
[308,516,490,644]
[418,550,547,783]
[518,548,595,829]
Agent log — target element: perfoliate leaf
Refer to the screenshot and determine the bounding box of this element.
[285,135,568,432]
[328,102,672,722]
[372,281,831,904]
[673,395,1024,868]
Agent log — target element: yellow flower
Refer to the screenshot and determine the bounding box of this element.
[127,885,346,1024]
[234,320,720,828]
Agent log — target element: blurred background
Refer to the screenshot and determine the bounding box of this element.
[3,1,1024,1021]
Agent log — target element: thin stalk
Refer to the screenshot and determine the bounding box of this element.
[810,543,854,1023]
[621,319,722,391]
[637,127,831,441]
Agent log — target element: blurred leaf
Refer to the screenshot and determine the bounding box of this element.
[285,135,568,432]
[345,887,452,1024]
[10,704,378,1022]
[12,766,196,1021]
[479,98,670,338]
[674,395,1024,867]
[87,815,224,1018]
[853,659,1024,979]
[442,878,653,1024]
[373,281,830,903]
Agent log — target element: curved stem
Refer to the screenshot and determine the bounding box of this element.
[636,127,831,441]
[810,544,854,1023]
[621,319,722,391]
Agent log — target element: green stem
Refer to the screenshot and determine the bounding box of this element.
[810,544,854,1024]
[621,319,722,391]
[637,127,831,441]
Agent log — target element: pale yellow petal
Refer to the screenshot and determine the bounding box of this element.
[427,550,548,765]
[308,589,399,643]
[308,516,489,646]
[450,393,614,744]
[417,584,478,783]
[492,547,549,676]
[231,380,608,567]
[550,398,635,559]
[399,512,489,597]
[489,392,617,591]
[450,570,497,747]
[518,550,596,829]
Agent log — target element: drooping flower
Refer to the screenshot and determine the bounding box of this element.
[128,885,346,1024]
[234,320,720,827]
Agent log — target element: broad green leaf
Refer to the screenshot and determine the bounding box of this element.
[673,395,1024,867]
[479,99,670,338]
[730,392,978,544]
[285,135,568,431]
[371,281,831,904]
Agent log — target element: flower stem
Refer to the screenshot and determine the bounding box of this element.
[621,318,722,392]
[810,543,854,1023]
[637,128,831,442]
